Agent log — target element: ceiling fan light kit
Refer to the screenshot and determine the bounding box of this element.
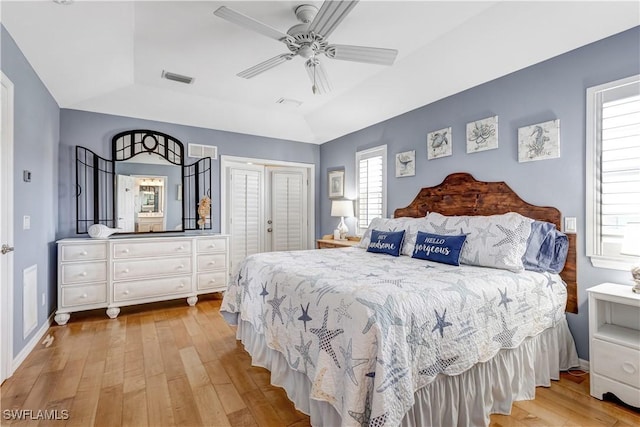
[213,0,398,95]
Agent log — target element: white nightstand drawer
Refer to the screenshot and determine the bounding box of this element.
[61,243,107,262]
[197,271,227,291]
[61,262,107,285]
[197,237,227,253]
[592,339,640,389]
[113,257,192,280]
[61,283,107,307]
[113,276,192,302]
[112,240,191,259]
[197,253,226,272]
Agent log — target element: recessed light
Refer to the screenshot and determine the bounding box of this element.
[53,0,75,5]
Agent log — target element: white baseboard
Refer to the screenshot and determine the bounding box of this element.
[11,313,53,375]
[579,358,590,372]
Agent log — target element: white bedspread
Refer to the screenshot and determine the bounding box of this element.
[220,247,568,427]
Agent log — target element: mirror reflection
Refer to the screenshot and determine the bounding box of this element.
[115,157,182,233]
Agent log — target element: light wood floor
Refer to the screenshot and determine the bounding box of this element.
[1,295,639,427]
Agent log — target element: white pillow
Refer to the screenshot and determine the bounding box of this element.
[359,216,430,256]
[425,212,533,272]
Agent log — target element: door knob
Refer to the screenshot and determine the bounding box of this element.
[1,244,14,255]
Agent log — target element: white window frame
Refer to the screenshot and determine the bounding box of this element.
[586,74,640,270]
[355,145,387,235]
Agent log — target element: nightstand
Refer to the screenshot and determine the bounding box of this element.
[587,283,640,407]
[316,235,361,249]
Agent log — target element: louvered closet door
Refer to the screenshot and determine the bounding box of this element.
[228,166,264,270]
[267,167,307,251]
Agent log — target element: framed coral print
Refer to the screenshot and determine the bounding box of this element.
[466,116,498,153]
[427,127,452,160]
[328,169,344,198]
[518,119,560,162]
[395,150,415,177]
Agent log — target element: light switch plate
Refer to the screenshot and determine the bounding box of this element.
[23,215,30,230]
[564,217,577,233]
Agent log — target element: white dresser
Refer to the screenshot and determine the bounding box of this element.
[55,233,229,325]
[587,283,640,408]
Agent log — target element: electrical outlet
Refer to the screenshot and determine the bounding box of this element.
[564,217,577,233]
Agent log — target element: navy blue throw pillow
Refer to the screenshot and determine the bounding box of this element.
[412,232,467,265]
[367,229,405,257]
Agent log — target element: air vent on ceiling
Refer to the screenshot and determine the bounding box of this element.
[161,70,194,85]
[276,97,303,107]
[188,143,218,160]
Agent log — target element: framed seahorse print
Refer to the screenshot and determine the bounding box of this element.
[518,119,560,162]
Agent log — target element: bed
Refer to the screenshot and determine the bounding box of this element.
[220,173,579,427]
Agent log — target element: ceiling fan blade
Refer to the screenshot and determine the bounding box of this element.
[308,0,359,38]
[305,58,332,95]
[214,6,290,42]
[237,54,296,79]
[326,44,398,65]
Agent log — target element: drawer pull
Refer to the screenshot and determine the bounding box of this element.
[209,244,216,248]
[177,264,184,270]
[81,271,88,277]
[123,290,130,296]
[81,293,88,299]
[81,250,88,256]
[208,261,216,266]
[178,246,185,251]
[122,249,130,254]
[179,283,185,288]
[622,362,637,374]
[209,279,216,284]
[123,268,130,274]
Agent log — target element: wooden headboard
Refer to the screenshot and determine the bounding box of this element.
[394,172,577,314]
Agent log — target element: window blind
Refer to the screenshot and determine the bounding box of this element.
[599,89,640,255]
[356,146,386,233]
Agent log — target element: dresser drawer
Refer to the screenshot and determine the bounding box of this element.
[61,283,107,307]
[112,240,191,259]
[197,237,227,253]
[113,276,192,302]
[197,253,226,272]
[197,271,227,291]
[61,243,107,262]
[61,262,107,285]
[113,257,192,280]
[592,339,640,389]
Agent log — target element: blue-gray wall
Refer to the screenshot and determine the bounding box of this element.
[58,109,320,238]
[319,26,640,361]
[1,25,60,358]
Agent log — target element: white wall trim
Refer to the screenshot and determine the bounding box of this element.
[220,155,316,249]
[578,358,590,372]
[11,314,54,375]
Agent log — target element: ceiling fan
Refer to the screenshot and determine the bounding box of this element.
[213,1,398,95]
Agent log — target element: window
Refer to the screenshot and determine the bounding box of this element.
[355,145,387,234]
[586,75,640,270]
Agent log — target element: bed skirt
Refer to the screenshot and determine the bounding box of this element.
[232,315,579,427]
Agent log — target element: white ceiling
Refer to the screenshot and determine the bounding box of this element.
[2,1,638,144]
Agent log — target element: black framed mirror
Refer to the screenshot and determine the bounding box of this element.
[75,129,212,234]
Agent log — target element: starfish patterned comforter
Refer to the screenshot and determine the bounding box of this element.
[220,246,567,427]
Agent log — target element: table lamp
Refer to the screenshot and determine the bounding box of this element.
[621,222,640,293]
[331,200,354,240]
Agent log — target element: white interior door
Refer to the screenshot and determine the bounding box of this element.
[266,167,308,252]
[116,174,136,232]
[227,164,264,271]
[1,72,15,383]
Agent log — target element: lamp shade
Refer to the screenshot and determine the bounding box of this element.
[331,200,354,218]
[621,222,640,257]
